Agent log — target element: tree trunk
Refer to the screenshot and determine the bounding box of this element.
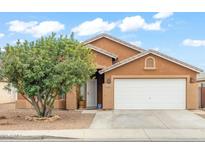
[21,92,57,117]
[22,95,56,117]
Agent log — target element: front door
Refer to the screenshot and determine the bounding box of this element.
[86,79,97,108]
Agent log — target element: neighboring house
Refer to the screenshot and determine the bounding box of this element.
[0,58,17,104]
[16,33,203,110]
[0,81,17,104]
[197,73,205,82]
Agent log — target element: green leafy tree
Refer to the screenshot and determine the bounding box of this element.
[70,32,75,40]
[0,33,96,117]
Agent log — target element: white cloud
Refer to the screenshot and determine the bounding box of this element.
[143,21,161,31]
[119,16,162,32]
[153,12,173,20]
[72,18,117,36]
[130,41,142,46]
[182,39,205,47]
[0,33,5,38]
[73,15,171,35]
[8,20,65,38]
[30,21,65,38]
[8,20,38,33]
[119,16,145,32]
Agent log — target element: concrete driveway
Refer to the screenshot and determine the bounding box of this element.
[2,110,205,141]
[90,110,205,129]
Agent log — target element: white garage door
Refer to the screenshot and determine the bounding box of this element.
[114,79,186,109]
[0,82,17,104]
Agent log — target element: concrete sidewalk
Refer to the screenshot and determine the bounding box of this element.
[1,129,205,141]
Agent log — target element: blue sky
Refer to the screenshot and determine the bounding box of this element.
[0,12,205,70]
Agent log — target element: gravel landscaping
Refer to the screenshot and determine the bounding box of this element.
[0,103,95,130]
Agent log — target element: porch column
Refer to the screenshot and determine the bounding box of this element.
[102,83,114,109]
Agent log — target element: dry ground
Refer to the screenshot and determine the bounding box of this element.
[0,103,95,130]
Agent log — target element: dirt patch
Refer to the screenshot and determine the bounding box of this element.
[0,103,95,130]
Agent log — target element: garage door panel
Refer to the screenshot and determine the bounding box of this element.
[114,79,186,109]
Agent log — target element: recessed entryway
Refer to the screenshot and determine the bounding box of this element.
[114,78,186,109]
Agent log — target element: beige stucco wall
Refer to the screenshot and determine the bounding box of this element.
[187,82,200,109]
[16,99,33,108]
[16,96,66,109]
[90,37,140,61]
[16,86,78,110]
[66,86,78,110]
[92,49,113,68]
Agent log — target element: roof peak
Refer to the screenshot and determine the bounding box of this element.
[83,33,146,53]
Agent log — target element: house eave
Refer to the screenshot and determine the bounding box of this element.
[99,50,203,74]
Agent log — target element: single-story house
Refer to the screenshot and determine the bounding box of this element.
[16,33,203,110]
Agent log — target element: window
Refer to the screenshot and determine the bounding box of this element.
[144,56,156,69]
[80,84,86,100]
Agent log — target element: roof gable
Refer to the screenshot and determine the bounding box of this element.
[86,44,117,59]
[99,49,203,74]
[83,33,146,53]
